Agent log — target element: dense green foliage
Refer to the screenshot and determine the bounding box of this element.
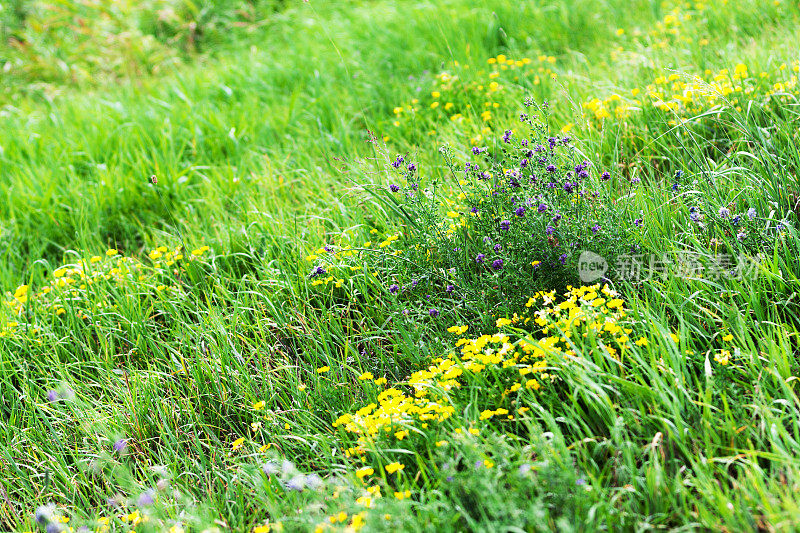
[2,0,800,531]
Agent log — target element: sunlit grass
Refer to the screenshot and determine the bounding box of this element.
[2,0,800,531]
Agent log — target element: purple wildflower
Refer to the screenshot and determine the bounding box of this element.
[546,164,557,173]
[601,171,611,181]
[305,473,323,491]
[388,284,399,294]
[502,130,513,143]
[747,207,757,219]
[137,490,155,507]
[475,253,486,264]
[493,244,502,252]
[718,207,730,218]
[546,225,555,235]
[446,284,455,293]
[500,220,511,231]
[429,309,440,317]
[559,253,568,265]
[113,439,128,453]
[515,206,526,217]
[285,475,306,492]
[389,184,400,192]
[407,163,417,173]
[634,218,643,227]
[491,259,504,270]
[391,155,404,168]
[591,224,601,233]
[538,203,548,213]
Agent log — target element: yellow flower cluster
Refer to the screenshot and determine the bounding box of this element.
[387,54,557,142]
[1,245,202,338]
[305,232,402,289]
[334,284,631,446]
[584,61,800,126]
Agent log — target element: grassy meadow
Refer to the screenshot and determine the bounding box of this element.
[2,0,800,531]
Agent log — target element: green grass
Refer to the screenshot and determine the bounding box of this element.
[2,0,800,531]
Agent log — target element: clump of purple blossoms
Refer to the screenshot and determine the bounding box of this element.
[137,490,155,507]
[407,163,417,173]
[388,284,399,294]
[491,259,504,270]
[502,130,513,143]
[538,203,548,213]
[601,171,611,181]
[389,184,400,192]
[310,265,327,278]
[515,206,526,217]
[718,207,730,218]
[493,243,502,252]
[475,253,486,264]
[546,225,555,235]
[391,155,404,168]
[472,146,487,155]
[429,309,440,317]
[591,224,601,234]
[500,220,511,231]
[747,207,757,219]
